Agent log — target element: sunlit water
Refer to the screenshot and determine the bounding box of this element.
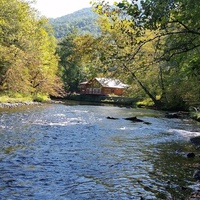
[0,103,200,199]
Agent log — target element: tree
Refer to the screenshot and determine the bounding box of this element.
[73,35,97,77]
[91,0,200,109]
[57,31,86,93]
[0,0,63,97]
[90,3,164,107]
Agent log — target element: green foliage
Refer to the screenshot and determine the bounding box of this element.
[191,112,200,122]
[89,5,163,107]
[90,0,200,110]
[57,31,88,92]
[115,0,200,66]
[32,93,50,102]
[0,0,64,97]
[0,92,32,103]
[136,98,154,107]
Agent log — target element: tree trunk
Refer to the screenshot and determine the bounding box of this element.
[123,64,162,109]
[159,65,168,103]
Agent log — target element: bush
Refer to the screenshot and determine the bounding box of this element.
[164,95,189,111]
[33,93,50,102]
[136,98,154,107]
[191,112,200,122]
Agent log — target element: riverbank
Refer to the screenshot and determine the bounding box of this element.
[0,102,43,109]
[1,96,200,124]
[59,94,137,106]
[0,100,64,109]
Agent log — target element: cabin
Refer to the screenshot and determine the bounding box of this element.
[79,78,128,96]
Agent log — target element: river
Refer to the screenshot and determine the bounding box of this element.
[0,102,200,199]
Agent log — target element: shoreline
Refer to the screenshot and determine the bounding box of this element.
[0,100,65,109]
[0,101,43,109]
[0,99,200,122]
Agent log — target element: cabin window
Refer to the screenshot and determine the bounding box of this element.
[93,88,101,94]
[89,88,93,94]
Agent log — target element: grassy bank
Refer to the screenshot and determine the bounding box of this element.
[0,96,32,103]
[0,93,50,103]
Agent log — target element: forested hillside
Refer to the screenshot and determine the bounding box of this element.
[49,8,100,39]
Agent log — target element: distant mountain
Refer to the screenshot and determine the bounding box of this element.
[49,7,100,39]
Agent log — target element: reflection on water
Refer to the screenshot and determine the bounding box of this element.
[0,103,200,199]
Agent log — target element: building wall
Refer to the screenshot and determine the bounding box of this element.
[79,79,126,96]
[80,86,125,96]
[102,87,125,96]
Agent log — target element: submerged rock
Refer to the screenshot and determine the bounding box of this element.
[165,112,179,118]
[106,116,151,125]
[175,149,195,158]
[165,111,189,119]
[123,116,144,122]
[106,116,119,120]
[191,137,200,146]
[189,190,200,199]
[124,117,152,125]
[193,170,200,180]
[187,152,195,158]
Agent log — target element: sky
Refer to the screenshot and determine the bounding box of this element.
[32,0,120,18]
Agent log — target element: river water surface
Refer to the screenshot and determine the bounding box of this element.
[0,102,200,199]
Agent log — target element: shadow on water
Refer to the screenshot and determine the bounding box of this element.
[0,103,200,199]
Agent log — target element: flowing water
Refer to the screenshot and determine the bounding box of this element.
[0,102,200,200]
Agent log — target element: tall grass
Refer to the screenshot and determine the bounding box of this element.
[0,92,50,103]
